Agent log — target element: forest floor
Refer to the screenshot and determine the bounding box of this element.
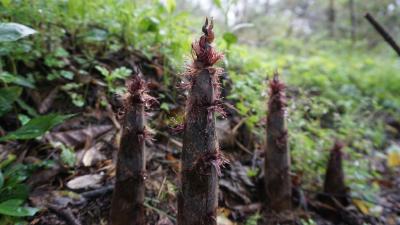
[0,49,398,225]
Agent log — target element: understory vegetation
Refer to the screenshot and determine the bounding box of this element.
[1,0,400,224]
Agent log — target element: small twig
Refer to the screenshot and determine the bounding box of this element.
[302,188,393,209]
[81,185,114,199]
[223,102,241,114]
[157,176,167,199]
[155,130,183,148]
[365,13,400,57]
[47,204,82,225]
[235,140,253,155]
[231,118,246,134]
[232,202,262,213]
[143,202,176,222]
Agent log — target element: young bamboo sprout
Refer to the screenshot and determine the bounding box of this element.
[264,73,292,213]
[178,17,225,225]
[322,141,349,207]
[110,75,154,225]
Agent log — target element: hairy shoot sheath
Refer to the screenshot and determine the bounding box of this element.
[110,75,154,225]
[178,17,225,225]
[322,141,349,207]
[264,73,292,213]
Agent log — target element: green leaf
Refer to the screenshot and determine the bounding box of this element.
[60,145,75,167]
[84,28,108,42]
[213,0,222,9]
[95,66,109,77]
[0,171,3,189]
[223,32,238,46]
[0,114,73,141]
[111,67,132,79]
[17,114,30,125]
[0,86,22,117]
[165,0,176,13]
[160,102,170,111]
[15,99,38,117]
[0,23,36,42]
[0,72,35,88]
[139,17,160,32]
[60,70,74,80]
[1,0,12,8]
[0,184,29,203]
[0,199,39,217]
[0,154,16,170]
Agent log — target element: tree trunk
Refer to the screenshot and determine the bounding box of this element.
[365,13,400,57]
[328,0,336,37]
[349,0,356,43]
[264,74,292,213]
[110,76,147,225]
[178,17,224,225]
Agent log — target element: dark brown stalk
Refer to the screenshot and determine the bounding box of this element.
[264,73,292,213]
[321,141,349,207]
[110,75,154,225]
[178,17,225,225]
[365,13,400,57]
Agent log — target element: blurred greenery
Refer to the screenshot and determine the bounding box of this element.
[0,0,399,222]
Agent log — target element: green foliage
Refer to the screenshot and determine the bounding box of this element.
[0,172,3,190]
[60,83,85,107]
[0,199,38,217]
[225,39,399,197]
[223,32,238,48]
[0,161,50,220]
[0,72,35,88]
[0,23,36,42]
[300,218,317,225]
[0,86,22,117]
[96,66,132,94]
[59,144,76,167]
[245,212,261,225]
[246,168,259,178]
[0,114,73,141]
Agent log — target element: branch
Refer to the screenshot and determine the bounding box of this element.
[365,12,400,57]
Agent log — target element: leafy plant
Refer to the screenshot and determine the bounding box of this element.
[60,144,76,167]
[0,86,22,117]
[0,72,35,88]
[245,212,261,225]
[0,199,38,217]
[0,160,46,222]
[95,66,132,94]
[0,23,36,42]
[0,114,73,141]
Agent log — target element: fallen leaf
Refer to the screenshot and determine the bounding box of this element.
[66,174,103,190]
[30,189,85,208]
[81,142,106,167]
[352,199,370,215]
[166,153,180,172]
[45,125,112,148]
[217,207,231,217]
[156,216,174,225]
[38,87,59,114]
[217,214,235,225]
[387,150,400,168]
[27,164,62,188]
